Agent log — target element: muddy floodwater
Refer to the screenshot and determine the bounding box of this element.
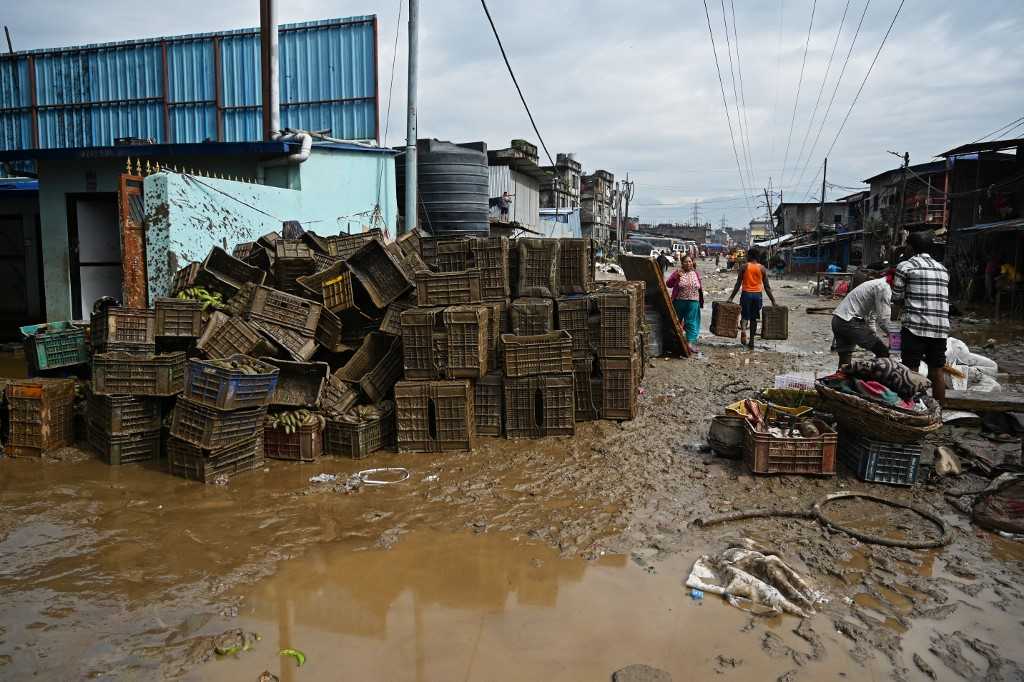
[2,267,1023,681]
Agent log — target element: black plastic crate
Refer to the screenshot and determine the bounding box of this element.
[474,372,503,436]
[249,318,318,362]
[196,313,273,360]
[167,434,263,483]
[88,424,161,465]
[91,352,187,397]
[246,285,322,334]
[400,307,445,380]
[264,421,323,462]
[346,238,413,309]
[86,391,162,434]
[324,405,395,459]
[472,236,511,301]
[501,331,573,378]
[839,433,921,486]
[510,298,554,336]
[558,238,592,295]
[359,335,404,403]
[416,269,482,306]
[444,305,489,379]
[91,307,157,353]
[504,374,575,439]
[320,373,361,417]
[516,238,560,298]
[154,298,203,338]
[556,295,592,358]
[263,359,329,408]
[170,398,266,449]
[204,246,267,289]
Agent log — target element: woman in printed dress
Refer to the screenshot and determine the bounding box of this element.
[666,254,703,356]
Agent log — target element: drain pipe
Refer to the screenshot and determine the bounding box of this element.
[264,128,313,166]
[259,0,280,140]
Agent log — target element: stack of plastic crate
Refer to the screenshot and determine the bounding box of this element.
[167,355,279,481]
[592,284,642,420]
[86,388,162,465]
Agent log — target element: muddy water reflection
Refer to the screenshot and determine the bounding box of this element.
[202,531,874,682]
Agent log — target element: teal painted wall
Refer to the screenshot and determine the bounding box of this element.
[144,147,397,301]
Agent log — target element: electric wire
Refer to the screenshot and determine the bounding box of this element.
[780,0,817,188]
[801,0,905,200]
[768,0,785,164]
[971,115,1024,144]
[479,0,556,168]
[791,0,850,190]
[375,0,404,229]
[702,0,755,219]
[722,0,757,193]
[790,0,871,198]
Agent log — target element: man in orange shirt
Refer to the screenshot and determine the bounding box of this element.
[727,248,778,349]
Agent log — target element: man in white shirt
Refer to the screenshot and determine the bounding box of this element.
[830,275,892,368]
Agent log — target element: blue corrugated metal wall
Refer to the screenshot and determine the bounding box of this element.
[0,16,377,150]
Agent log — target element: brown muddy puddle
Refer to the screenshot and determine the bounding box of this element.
[195,530,877,682]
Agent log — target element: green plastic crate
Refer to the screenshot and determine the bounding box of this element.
[20,322,89,371]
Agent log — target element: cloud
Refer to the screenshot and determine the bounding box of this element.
[8,0,1024,228]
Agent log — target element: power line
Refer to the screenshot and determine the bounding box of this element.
[382,0,403,145]
[723,0,757,192]
[702,0,755,219]
[780,0,817,188]
[791,0,850,189]
[790,0,871,196]
[801,0,905,200]
[768,0,785,165]
[479,0,556,168]
[971,115,1024,144]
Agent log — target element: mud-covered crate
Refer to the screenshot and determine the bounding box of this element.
[86,391,161,434]
[416,269,482,306]
[839,433,921,486]
[600,281,645,331]
[274,241,317,294]
[594,289,639,358]
[92,352,186,396]
[760,305,789,340]
[422,237,473,272]
[510,298,554,336]
[504,374,575,439]
[480,299,507,369]
[347,238,413,309]
[558,238,592,295]
[324,406,395,458]
[320,373,361,417]
[516,238,560,298]
[444,306,489,379]
[264,421,323,462]
[91,307,157,353]
[170,398,265,449]
[401,307,445,380]
[88,424,161,465]
[315,308,346,354]
[555,296,592,357]
[474,372,503,436]
[325,228,383,261]
[501,331,573,378]
[744,418,837,476]
[154,298,203,338]
[573,357,598,422]
[264,359,328,408]
[6,378,76,451]
[20,322,88,371]
[360,336,403,403]
[472,236,511,300]
[204,246,267,288]
[249,319,317,362]
[379,298,415,336]
[394,379,475,452]
[711,301,741,338]
[598,355,640,421]
[182,355,279,411]
[196,313,271,360]
[297,262,355,313]
[232,241,257,260]
[171,262,201,295]
[247,285,322,334]
[167,435,263,483]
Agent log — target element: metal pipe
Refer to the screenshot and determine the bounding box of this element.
[402,0,419,235]
[260,0,280,140]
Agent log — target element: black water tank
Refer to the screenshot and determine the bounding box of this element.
[396,139,489,237]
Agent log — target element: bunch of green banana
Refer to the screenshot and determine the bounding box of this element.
[266,409,325,434]
[176,286,224,312]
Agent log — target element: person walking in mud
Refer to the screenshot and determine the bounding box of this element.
[892,230,949,403]
[727,247,777,350]
[830,273,892,368]
[667,253,704,357]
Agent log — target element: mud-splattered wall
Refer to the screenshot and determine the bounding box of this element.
[144,146,397,301]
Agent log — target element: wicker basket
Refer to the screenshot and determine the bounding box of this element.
[814,382,941,443]
[711,301,740,338]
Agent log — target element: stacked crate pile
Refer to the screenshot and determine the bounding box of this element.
[553,239,599,422]
[591,282,644,421]
[88,306,179,464]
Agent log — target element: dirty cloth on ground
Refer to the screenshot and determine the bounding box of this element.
[844,357,931,399]
[684,538,826,618]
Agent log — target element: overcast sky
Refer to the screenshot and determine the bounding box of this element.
[9,1,1024,228]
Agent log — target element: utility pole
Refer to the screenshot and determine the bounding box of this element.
[816,157,827,295]
[764,185,777,264]
[621,173,634,243]
[402,0,419,235]
[888,150,910,259]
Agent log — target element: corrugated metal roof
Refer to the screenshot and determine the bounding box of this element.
[0,16,378,151]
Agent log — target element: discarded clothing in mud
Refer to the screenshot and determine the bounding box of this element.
[684,538,826,618]
[843,357,930,399]
[972,473,1024,535]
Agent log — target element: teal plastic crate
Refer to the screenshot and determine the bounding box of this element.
[20,322,89,371]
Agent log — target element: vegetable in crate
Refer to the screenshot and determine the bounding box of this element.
[265,409,326,434]
[177,286,224,312]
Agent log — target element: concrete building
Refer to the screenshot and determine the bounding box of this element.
[862,161,948,234]
[581,170,615,243]
[0,142,396,323]
[749,219,772,242]
[540,153,582,211]
[773,202,852,235]
[487,140,543,232]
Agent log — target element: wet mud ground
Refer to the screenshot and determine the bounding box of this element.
[1,264,1023,681]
